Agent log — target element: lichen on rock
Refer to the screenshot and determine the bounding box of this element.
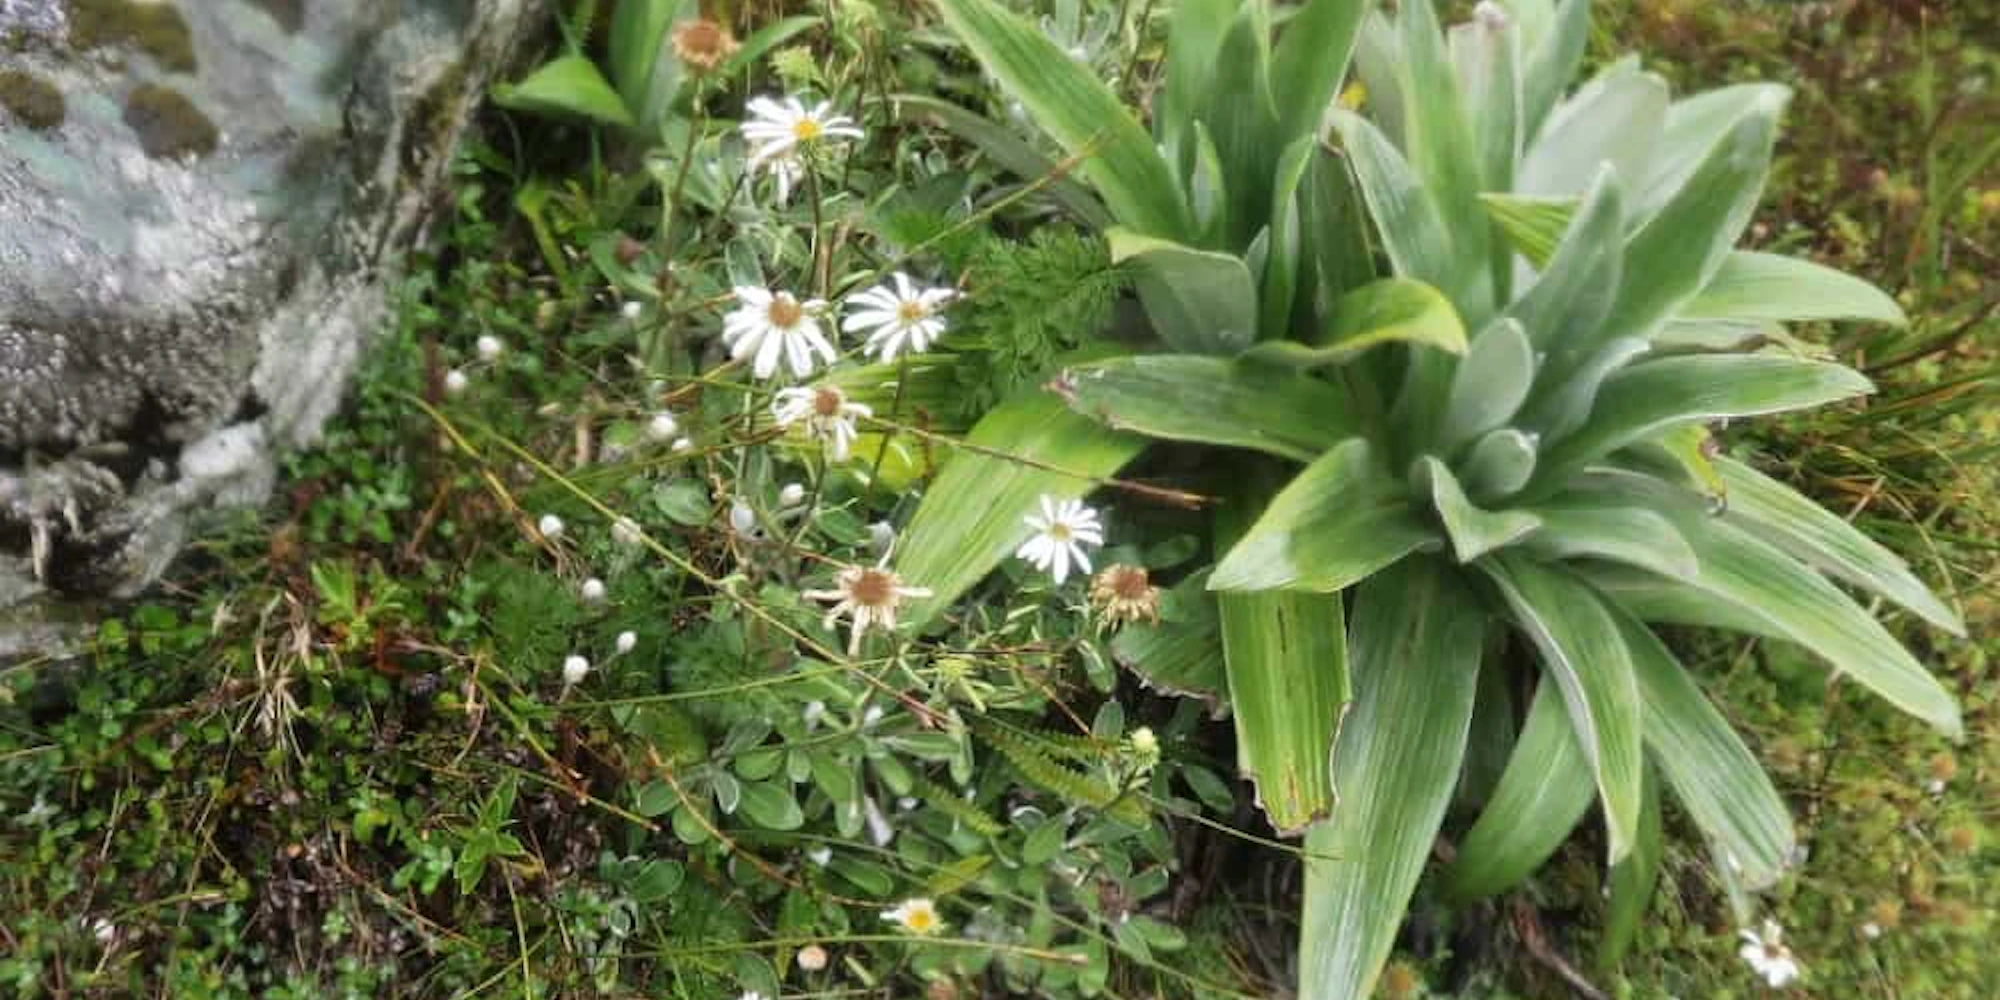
[0,0,547,656]
[0,68,64,129]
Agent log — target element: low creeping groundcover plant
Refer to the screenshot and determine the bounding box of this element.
[885,0,1968,997]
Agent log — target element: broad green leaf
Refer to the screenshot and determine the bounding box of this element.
[1109,571,1226,714]
[1440,319,1535,450]
[934,0,1189,237]
[1445,679,1595,900]
[1302,145,1378,301]
[1330,110,1457,292]
[1599,766,1664,970]
[1616,608,1794,890]
[1157,0,1238,173]
[896,390,1146,628]
[1449,12,1522,196]
[735,781,804,830]
[1459,427,1539,502]
[1057,355,1359,462]
[1506,168,1623,356]
[1514,0,1590,141]
[1481,553,1645,863]
[1638,83,1792,219]
[492,56,637,129]
[1299,559,1485,1000]
[1390,0,1490,316]
[1203,5,1282,246]
[1215,476,1349,835]
[1605,101,1784,341]
[1480,193,1576,268]
[1260,138,1318,340]
[1681,251,1908,326]
[1536,355,1874,481]
[1520,65,1669,198]
[1583,563,1785,638]
[607,0,688,129]
[894,94,1111,226]
[1270,0,1369,146]
[1715,456,1962,634]
[1108,229,1260,355]
[1524,503,1698,579]
[1418,458,1542,563]
[1253,276,1467,367]
[1210,440,1437,593]
[1519,335,1650,443]
[1573,472,1962,736]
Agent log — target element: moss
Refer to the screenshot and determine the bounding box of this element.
[123,84,217,160]
[68,0,198,74]
[251,0,305,34]
[0,70,64,131]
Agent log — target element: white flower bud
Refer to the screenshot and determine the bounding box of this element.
[795,945,829,972]
[580,577,607,603]
[611,517,643,547]
[646,411,680,441]
[615,630,637,654]
[538,514,566,539]
[670,437,693,453]
[778,482,806,508]
[862,705,884,726]
[729,499,756,534]
[868,520,896,554]
[475,335,504,360]
[621,300,643,320]
[806,846,832,866]
[802,700,826,730]
[443,369,470,395]
[562,655,591,686]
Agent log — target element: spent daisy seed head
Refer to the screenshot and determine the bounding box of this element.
[1017,494,1104,585]
[882,897,944,936]
[772,384,872,462]
[1738,919,1802,988]
[842,272,956,362]
[670,18,739,71]
[724,286,836,380]
[802,560,932,656]
[1090,564,1161,626]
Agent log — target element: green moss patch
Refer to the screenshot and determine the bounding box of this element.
[0,69,65,131]
[123,83,217,159]
[69,0,198,74]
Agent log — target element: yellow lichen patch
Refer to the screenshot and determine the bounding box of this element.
[69,0,198,74]
[0,69,64,131]
[123,84,218,159]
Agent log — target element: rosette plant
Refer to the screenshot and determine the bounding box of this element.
[889,1,1965,997]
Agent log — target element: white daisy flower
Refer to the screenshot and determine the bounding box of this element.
[1738,919,1803,988]
[562,655,591,686]
[740,95,863,171]
[1016,495,1104,584]
[881,897,944,936]
[841,272,956,362]
[772,384,873,461]
[723,286,836,380]
[801,559,932,656]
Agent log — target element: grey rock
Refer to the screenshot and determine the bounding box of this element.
[0,0,544,655]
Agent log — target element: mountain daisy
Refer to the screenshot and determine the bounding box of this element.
[802,558,932,655]
[724,286,836,379]
[1737,919,1802,988]
[1017,495,1104,584]
[882,897,943,936]
[842,272,956,362]
[740,96,862,171]
[772,384,873,461]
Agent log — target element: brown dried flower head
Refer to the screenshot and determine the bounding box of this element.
[1090,564,1160,627]
[672,19,740,72]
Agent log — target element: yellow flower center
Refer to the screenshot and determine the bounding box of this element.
[1047,522,1073,542]
[903,907,937,933]
[792,118,824,142]
[767,295,804,328]
[895,300,929,324]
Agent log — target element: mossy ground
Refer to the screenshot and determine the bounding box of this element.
[0,69,65,130]
[0,2,1992,998]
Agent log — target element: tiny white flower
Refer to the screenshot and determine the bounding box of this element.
[538,513,566,540]
[795,944,829,972]
[867,520,896,554]
[803,561,932,656]
[842,272,956,362]
[443,369,470,396]
[740,95,863,171]
[645,411,680,441]
[1738,919,1803,988]
[724,286,836,380]
[729,499,757,535]
[89,917,116,944]
[1129,726,1158,757]
[806,846,833,866]
[614,630,637,654]
[1016,494,1104,584]
[772,384,872,461]
[580,577,607,603]
[1926,778,1945,794]
[897,796,919,811]
[1861,922,1881,940]
[802,700,826,730]
[611,516,643,548]
[861,704,885,727]
[475,335,504,360]
[882,897,944,936]
[562,655,591,686]
[621,300,643,320]
[671,436,693,453]
[778,482,807,508]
